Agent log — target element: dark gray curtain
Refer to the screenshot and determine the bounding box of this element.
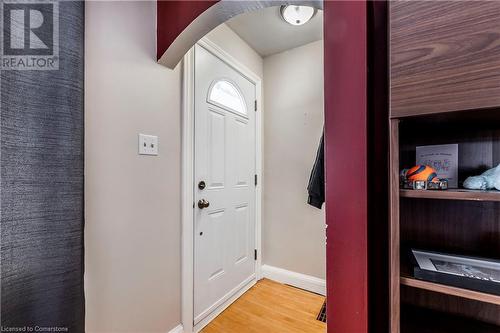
[1,1,85,331]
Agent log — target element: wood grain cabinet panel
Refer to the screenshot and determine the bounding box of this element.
[390,1,500,117]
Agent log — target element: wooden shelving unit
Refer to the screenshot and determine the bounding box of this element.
[390,115,500,332]
[389,2,500,332]
[400,189,500,202]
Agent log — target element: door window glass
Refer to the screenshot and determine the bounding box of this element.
[208,80,247,114]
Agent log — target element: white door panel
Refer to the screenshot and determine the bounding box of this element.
[207,108,226,189]
[194,44,256,324]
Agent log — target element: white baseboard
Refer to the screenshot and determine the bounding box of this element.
[261,265,326,296]
[167,324,184,333]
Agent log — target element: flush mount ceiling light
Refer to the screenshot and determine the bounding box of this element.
[280,5,316,26]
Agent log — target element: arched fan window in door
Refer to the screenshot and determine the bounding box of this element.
[208,79,247,115]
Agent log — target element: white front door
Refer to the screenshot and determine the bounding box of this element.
[193,44,256,325]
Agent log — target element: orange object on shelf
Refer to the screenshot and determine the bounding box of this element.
[405,165,439,183]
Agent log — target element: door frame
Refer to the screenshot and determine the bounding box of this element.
[181,37,263,333]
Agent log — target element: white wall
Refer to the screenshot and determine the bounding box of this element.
[85,2,182,332]
[262,40,325,279]
[84,2,262,332]
[205,24,263,79]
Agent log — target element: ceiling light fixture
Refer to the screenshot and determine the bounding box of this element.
[280,5,316,26]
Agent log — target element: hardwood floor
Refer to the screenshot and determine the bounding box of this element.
[201,279,326,333]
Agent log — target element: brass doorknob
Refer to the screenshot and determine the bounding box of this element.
[198,199,210,209]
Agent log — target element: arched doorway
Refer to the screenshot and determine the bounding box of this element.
[156,2,389,332]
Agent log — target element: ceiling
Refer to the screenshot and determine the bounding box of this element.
[226,6,323,57]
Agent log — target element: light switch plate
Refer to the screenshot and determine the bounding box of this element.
[138,134,158,155]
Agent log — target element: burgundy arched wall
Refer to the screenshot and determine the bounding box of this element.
[157,1,217,61]
[157,2,371,332]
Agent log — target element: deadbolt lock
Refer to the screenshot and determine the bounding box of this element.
[198,181,206,190]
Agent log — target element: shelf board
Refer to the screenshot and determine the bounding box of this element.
[400,189,500,202]
[401,276,500,305]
